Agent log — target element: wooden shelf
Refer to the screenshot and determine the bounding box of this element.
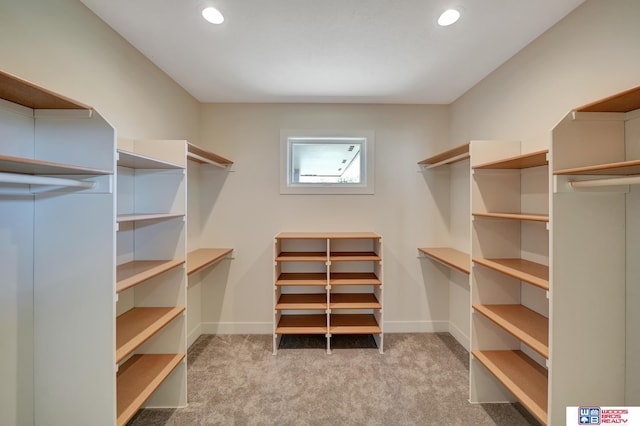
[116,259,185,293]
[330,314,381,334]
[474,150,548,170]
[276,294,327,310]
[472,258,549,290]
[117,213,184,223]
[0,154,112,175]
[575,85,640,113]
[187,248,232,275]
[418,247,470,275]
[116,307,185,363]
[187,142,233,166]
[418,143,470,167]
[0,69,91,110]
[275,251,327,262]
[330,293,380,309]
[276,314,327,334]
[554,158,640,176]
[472,350,548,426]
[330,251,381,262]
[117,150,184,170]
[330,272,381,286]
[276,273,327,286]
[276,232,381,240]
[116,353,184,426]
[472,212,549,222]
[473,304,549,358]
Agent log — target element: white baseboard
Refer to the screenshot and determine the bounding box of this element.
[383,320,449,333]
[448,321,470,351]
[187,323,203,348]
[201,321,273,335]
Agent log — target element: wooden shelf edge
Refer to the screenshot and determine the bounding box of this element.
[473,304,549,358]
[472,212,549,223]
[276,293,327,310]
[187,142,233,166]
[418,247,470,275]
[575,85,640,113]
[329,314,381,334]
[330,293,381,309]
[116,259,185,293]
[116,213,185,223]
[0,69,91,110]
[472,258,549,290]
[330,251,381,262]
[276,314,327,334]
[116,307,185,363]
[116,353,184,426]
[0,154,112,175]
[473,150,549,170]
[187,248,233,275]
[554,158,640,176]
[472,350,548,426]
[117,149,184,170]
[418,143,470,167]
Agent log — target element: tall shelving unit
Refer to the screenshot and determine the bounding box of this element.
[0,70,116,425]
[185,142,234,347]
[115,140,188,426]
[469,142,550,425]
[273,232,383,354]
[548,86,640,424]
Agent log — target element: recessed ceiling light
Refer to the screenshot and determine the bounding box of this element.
[202,6,224,25]
[437,9,460,26]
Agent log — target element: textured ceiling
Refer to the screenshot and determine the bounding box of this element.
[79,0,585,104]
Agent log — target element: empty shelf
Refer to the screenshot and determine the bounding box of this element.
[187,248,233,275]
[330,293,380,309]
[116,353,184,426]
[276,273,327,286]
[473,304,549,358]
[187,142,233,167]
[116,260,185,293]
[472,350,548,426]
[473,150,548,170]
[276,314,327,334]
[275,251,327,262]
[330,272,381,286]
[276,232,380,240]
[117,150,184,169]
[418,247,470,275]
[472,258,549,290]
[116,307,185,363]
[330,251,381,262]
[0,154,111,175]
[276,294,327,310]
[472,212,549,222]
[418,143,470,167]
[330,314,381,334]
[117,213,184,223]
[554,158,640,175]
[0,69,91,109]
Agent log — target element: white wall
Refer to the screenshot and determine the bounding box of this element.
[196,103,452,334]
[450,0,640,406]
[0,0,201,142]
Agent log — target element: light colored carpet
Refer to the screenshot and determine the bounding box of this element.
[129,333,540,425]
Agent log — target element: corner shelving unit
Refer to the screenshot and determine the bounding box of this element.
[469,142,550,425]
[547,85,640,424]
[273,232,383,354]
[0,70,116,424]
[115,141,187,426]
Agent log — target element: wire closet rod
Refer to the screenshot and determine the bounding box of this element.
[187,152,228,168]
[421,152,470,170]
[0,172,95,188]
[570,175,640,188]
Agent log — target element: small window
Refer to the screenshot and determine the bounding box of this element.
[280,130,375,194]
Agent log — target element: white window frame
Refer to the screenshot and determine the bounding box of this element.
[280,129,375,195]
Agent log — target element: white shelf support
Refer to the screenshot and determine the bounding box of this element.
[186,152,229,169]
[0,172,95,189]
